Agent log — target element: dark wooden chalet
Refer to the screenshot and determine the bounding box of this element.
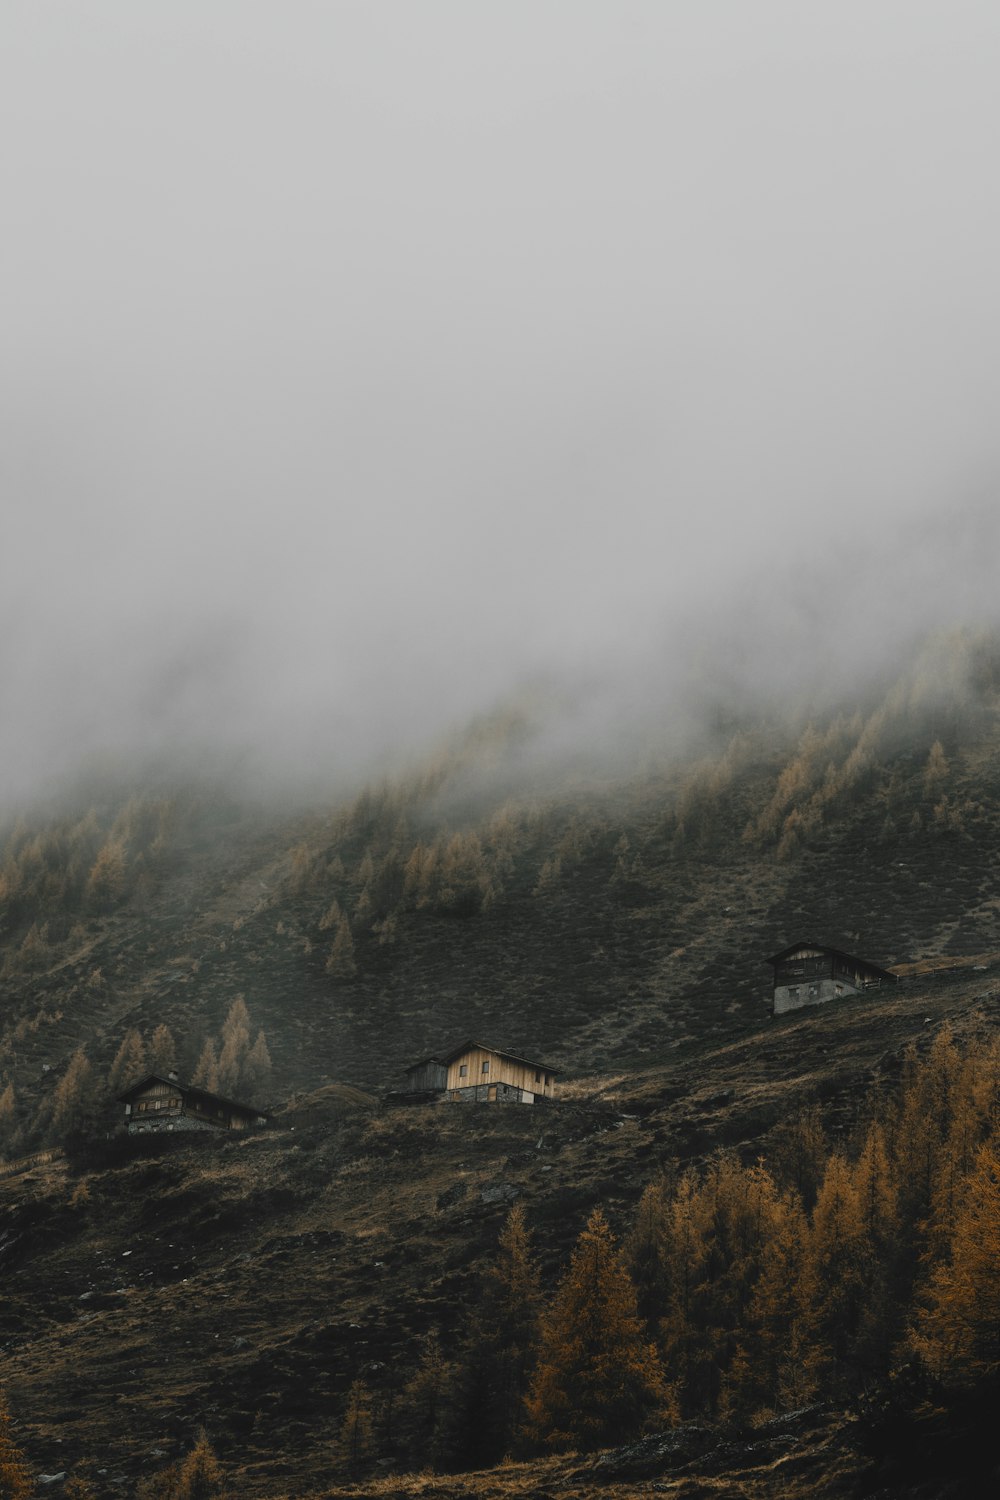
[403,1056,449,1094]
[769,942,898,1015]
[119,1074,268,1135]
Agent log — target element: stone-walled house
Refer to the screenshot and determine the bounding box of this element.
[769,943,898,1015]
[403,1040,556,1104]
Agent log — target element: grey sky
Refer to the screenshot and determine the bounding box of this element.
[4,3,1000,800]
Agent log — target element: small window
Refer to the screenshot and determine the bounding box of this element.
[534,1072,541,1083]
[482,1061,490,1074]
[459,1064,467,1077]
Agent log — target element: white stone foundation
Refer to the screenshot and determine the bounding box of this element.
[773,978,858,1015]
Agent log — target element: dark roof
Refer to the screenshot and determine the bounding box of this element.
[435,1039,557,1074]
[117,1073,268,1118]
[767,943,897,982]
[404,1055,445,1074]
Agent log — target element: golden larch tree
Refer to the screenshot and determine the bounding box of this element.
[325,915,357,979]
[108,1027,147,1095]
[336,1378,375,1472]
[191,1039,220,1094]
[525,1207,670,1451]
[0,1387,33,1499]
[50,1046,97,1140]
[913,1130,1000,1382]
[86,836,128,909]
[174,1428,225,1499]
[217,996,251,1095]
[148,1023,177,1077]
[796,1152,868,1389]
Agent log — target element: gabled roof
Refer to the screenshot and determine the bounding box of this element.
[436,1039,557,1074]
[767,942,897,982]
[117,1073,268,1118]
[404,1055,446,1074]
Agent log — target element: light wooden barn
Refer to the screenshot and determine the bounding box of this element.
[434,1040,557,1104]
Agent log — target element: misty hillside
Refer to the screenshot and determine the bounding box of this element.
[0,625,998,1496]
[10,7,1000,1496]
[1,625,999,1144]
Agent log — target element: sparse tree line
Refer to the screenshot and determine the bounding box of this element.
[285,781,633,985]
[0,1394,225,1500]
[664,628,1000,859]
[332,1026,999,1476]
[0,794,182,978]
[284,792,583,982]
[264,628,1000,989]
[0,996,272,1156]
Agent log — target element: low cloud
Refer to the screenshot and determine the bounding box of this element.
[4,4,1000,805]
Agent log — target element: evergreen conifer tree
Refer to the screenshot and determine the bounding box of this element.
[525,1208,668,1451]
[191,1039,220,1094]
[337,1379,375,1472]
[108,1027,147,1095]
[452,1202,542,1466]
[653,1169,714,1414]
[217,997,251,1095]
[148,1023,178,1078]
[50,1046,97,1141]
[626,1175,674,1328]
[86,836,128,909]
[727,1182,811,1414]
[325,915,357,979]
[243,1030,272,1103]
[914,1130,1000,1382]
[174,1428,225,1499]
[398,1331,453,1472]
[796,1152,868,1389]
[318,897,342,932]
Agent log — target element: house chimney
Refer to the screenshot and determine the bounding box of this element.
[168,1070,179,1083]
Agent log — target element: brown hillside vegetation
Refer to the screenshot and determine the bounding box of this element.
[1,628,1000,1493]
[3,626,1000,1146]
[0,969,996,1496]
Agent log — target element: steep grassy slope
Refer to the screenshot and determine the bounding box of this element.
[1,629,1000,1494]
[0,962,995,1495]
[5,629,1000,1138]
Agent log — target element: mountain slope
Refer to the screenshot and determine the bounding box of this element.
[1,628,1000,1493]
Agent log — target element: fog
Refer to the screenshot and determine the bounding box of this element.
[5,3,1000,804]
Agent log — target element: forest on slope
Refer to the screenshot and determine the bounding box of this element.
[1,625,1000,1156]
